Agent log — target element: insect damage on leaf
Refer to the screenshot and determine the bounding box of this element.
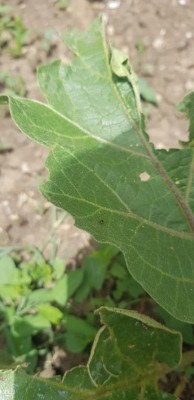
[1,17,194,323]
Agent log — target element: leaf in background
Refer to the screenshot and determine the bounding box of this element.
[0,307,180,399]
[22,314,51,331]
[110,254,144,299]
[138,77,158,106]
[74,245,118,302]
[91,296,115,309]
[11,316,39,337]
[4,326,32,357]
[63,315,97,353]
[1,18,194,322]
[113,274,144,300]
[0,285,22,301]
[156,305,194,345]
[0,256,22,301]
[0,256,19,285]
[8,314,51,348]
[110,261,127,279]
[52,269,84,306]
[25,288,56,308]
[29,261,52,286]
[52,257,66,280]
[36,304,63,325]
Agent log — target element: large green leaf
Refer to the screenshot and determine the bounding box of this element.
[1,18,194,321]
[0,307,180,399]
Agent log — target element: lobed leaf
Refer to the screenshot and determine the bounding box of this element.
[1,18,194,321]
[0,307,180,399]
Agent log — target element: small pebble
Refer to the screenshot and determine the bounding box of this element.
[2,200,9,208]
[121,46,128,54]
[21,162,30,173]
[44,201,51,209]
[152,37,164,49]
[142,64,155,77]
[107,25,115,36]
[19,2,27,9]
[156,93,163,103]
[185,31,193,39]
[177,40,188,51]
[107,1,120,9]
[160,28,166,36]
[17,193,28,208]
[185,80,194,91]
[10,214,19,221]
[177,0,187,4]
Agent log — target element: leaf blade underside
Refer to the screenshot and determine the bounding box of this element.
[1,17,194,322]
[0,307,180,399]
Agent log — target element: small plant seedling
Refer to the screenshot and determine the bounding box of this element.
[0,71,26,97]
[0,139,13,154]
[1,245,134,363]
[0,5,28,57]
[135,39,146,55]
[0,249,95,371]
[56,0,69,10]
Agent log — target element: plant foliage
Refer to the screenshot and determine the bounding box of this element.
[0,4,28,57]
[0,249,100,367]
[1,18,194,322]
[0,307,180,399]
[1,16,194,399]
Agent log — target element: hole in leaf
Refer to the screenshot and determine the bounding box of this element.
[139,172,150,182]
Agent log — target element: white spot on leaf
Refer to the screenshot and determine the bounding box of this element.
[139,172,150,182]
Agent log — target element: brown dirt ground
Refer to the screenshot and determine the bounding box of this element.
[1,0,194,261]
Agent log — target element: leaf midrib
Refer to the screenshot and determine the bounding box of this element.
[10,95,194,242]
[100,25,194,235]
[55,24,194,236]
